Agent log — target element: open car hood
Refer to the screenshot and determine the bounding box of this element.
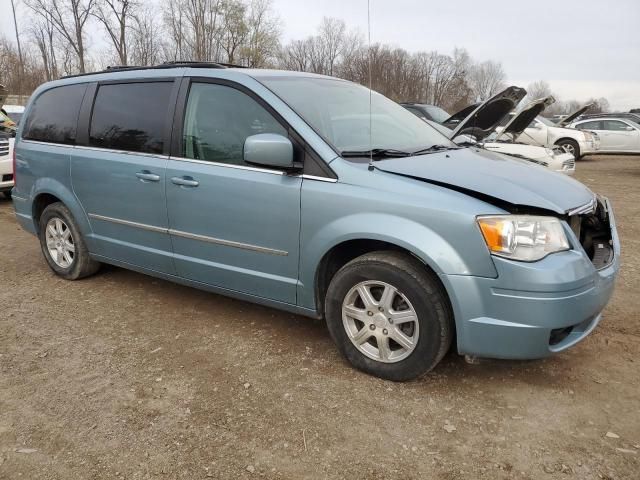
[449,86,527,142]
[374,147,593,214]
[556,104,594,126]
[496,96,555,140]
[442,103,478,128]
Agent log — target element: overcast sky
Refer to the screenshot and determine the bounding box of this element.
[3,0,639,110]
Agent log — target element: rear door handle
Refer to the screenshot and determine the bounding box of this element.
[171,176,199,187]
[136,171,161,182]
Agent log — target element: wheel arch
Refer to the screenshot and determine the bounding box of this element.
[30,179,91,235]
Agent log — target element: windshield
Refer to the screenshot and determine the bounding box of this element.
[423,105,450,123]
[537,116,556,127]
[258,76,454,154]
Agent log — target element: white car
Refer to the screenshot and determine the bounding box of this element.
[498,107,599,159]
[0,135,13,199]
[569,118,640,153]
[2,104,25,125]
[425,89,576,175]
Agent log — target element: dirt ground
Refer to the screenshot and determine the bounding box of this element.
[0,155,638,480]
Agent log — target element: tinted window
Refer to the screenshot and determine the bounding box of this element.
[23,84,87,144]
[404,106,428,120]
[90,82,173,154]
[182,83,287,165]
[603,120,630,131]
[576,120,603,130]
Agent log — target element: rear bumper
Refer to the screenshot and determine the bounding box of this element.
[442,199,619,359]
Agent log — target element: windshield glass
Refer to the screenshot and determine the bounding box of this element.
[423,105,450,123]
[537,116,555,127]
[258,76,454,154]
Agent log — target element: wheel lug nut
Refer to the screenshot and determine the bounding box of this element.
[383,329,388,335]
[369,324,375,330]
[378,306,384,312]
[388,319,393,324]
[367,311,373,316]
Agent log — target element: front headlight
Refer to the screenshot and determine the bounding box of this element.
[477,215,570,261]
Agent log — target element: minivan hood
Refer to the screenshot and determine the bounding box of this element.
[556,103,594,126]
[374,148,593,214]
[449,86,527,142]
[496,96,555,140]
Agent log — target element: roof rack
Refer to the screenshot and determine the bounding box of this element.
[61,60,247,80]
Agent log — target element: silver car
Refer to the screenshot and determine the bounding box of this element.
[570,118,640,153]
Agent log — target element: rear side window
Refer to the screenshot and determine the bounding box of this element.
[603,120,629,131]
[23,84,87,144]
[90,82,173,154]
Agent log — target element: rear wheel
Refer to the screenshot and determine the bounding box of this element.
[38,202,100,280]
[324,251,453,381]
[556,139,580,159]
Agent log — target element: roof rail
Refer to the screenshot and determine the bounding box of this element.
[61,60,248,79]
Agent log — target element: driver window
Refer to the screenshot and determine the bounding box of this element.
[182,82,287,165]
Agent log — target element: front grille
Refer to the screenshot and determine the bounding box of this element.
[0,140,9,156]
[2,174,13,182]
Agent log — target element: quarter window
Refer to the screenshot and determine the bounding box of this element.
[90,82,173,154]
[182,82,287,165]
[23,84,87,144]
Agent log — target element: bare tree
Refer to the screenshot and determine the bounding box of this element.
[220,0,248,64]
[526,80,554,101]
[30,13,59,80]
[242,0,280,67]
[468,60,506,101]
[25,0,95,73]
[130,6,164,66]
[93,0,138,66]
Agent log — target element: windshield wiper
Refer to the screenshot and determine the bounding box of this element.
[340,148,412,159]
[410,144,460,155]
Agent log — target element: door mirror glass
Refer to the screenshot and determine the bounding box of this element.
[625,126,634,131]
[244,133,294,169]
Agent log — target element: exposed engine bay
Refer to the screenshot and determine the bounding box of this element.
[568,198,614,269]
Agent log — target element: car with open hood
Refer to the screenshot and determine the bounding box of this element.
[414,90,576,175]
[13,63,619,381]
[496,103,599,159]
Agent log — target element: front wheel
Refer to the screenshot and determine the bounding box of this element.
[2,191,11,200]
[38,202,100,280]
[324,251,453,381]
[556,139,580,159]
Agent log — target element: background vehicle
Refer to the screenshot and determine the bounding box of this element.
[570,118,640,153]
[497,113,599,159]
[420,92,576,175]
[0,133,13,199]
[577,112,640,124]
[2,105,26,125]
[13,63,619,381]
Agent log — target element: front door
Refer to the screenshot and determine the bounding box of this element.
[71,80,177,274]
[166,81,301,304]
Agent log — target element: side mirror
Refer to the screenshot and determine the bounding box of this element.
[625,126,634,131]
[528,123,541,129]
[243,133,295,170]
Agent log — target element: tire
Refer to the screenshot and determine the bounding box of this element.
[2,191,11,200]
[38,202,100,280]
[556,139,580,159]
[324,251,453,381]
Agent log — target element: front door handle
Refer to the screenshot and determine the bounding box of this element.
[136,171,160,182]
[171,176,199,187]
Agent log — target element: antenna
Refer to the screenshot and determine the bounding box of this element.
[367,0,374,171]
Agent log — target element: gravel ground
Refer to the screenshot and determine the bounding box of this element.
[0,155,639,479]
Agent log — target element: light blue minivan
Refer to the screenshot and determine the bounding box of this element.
[12,62,619,380]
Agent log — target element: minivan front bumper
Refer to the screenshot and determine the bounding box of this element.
[441,198,619,359]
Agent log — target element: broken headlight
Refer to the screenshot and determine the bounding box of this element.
[477,215,570,261]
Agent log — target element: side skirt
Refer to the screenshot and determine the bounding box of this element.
[90,253,322,320]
